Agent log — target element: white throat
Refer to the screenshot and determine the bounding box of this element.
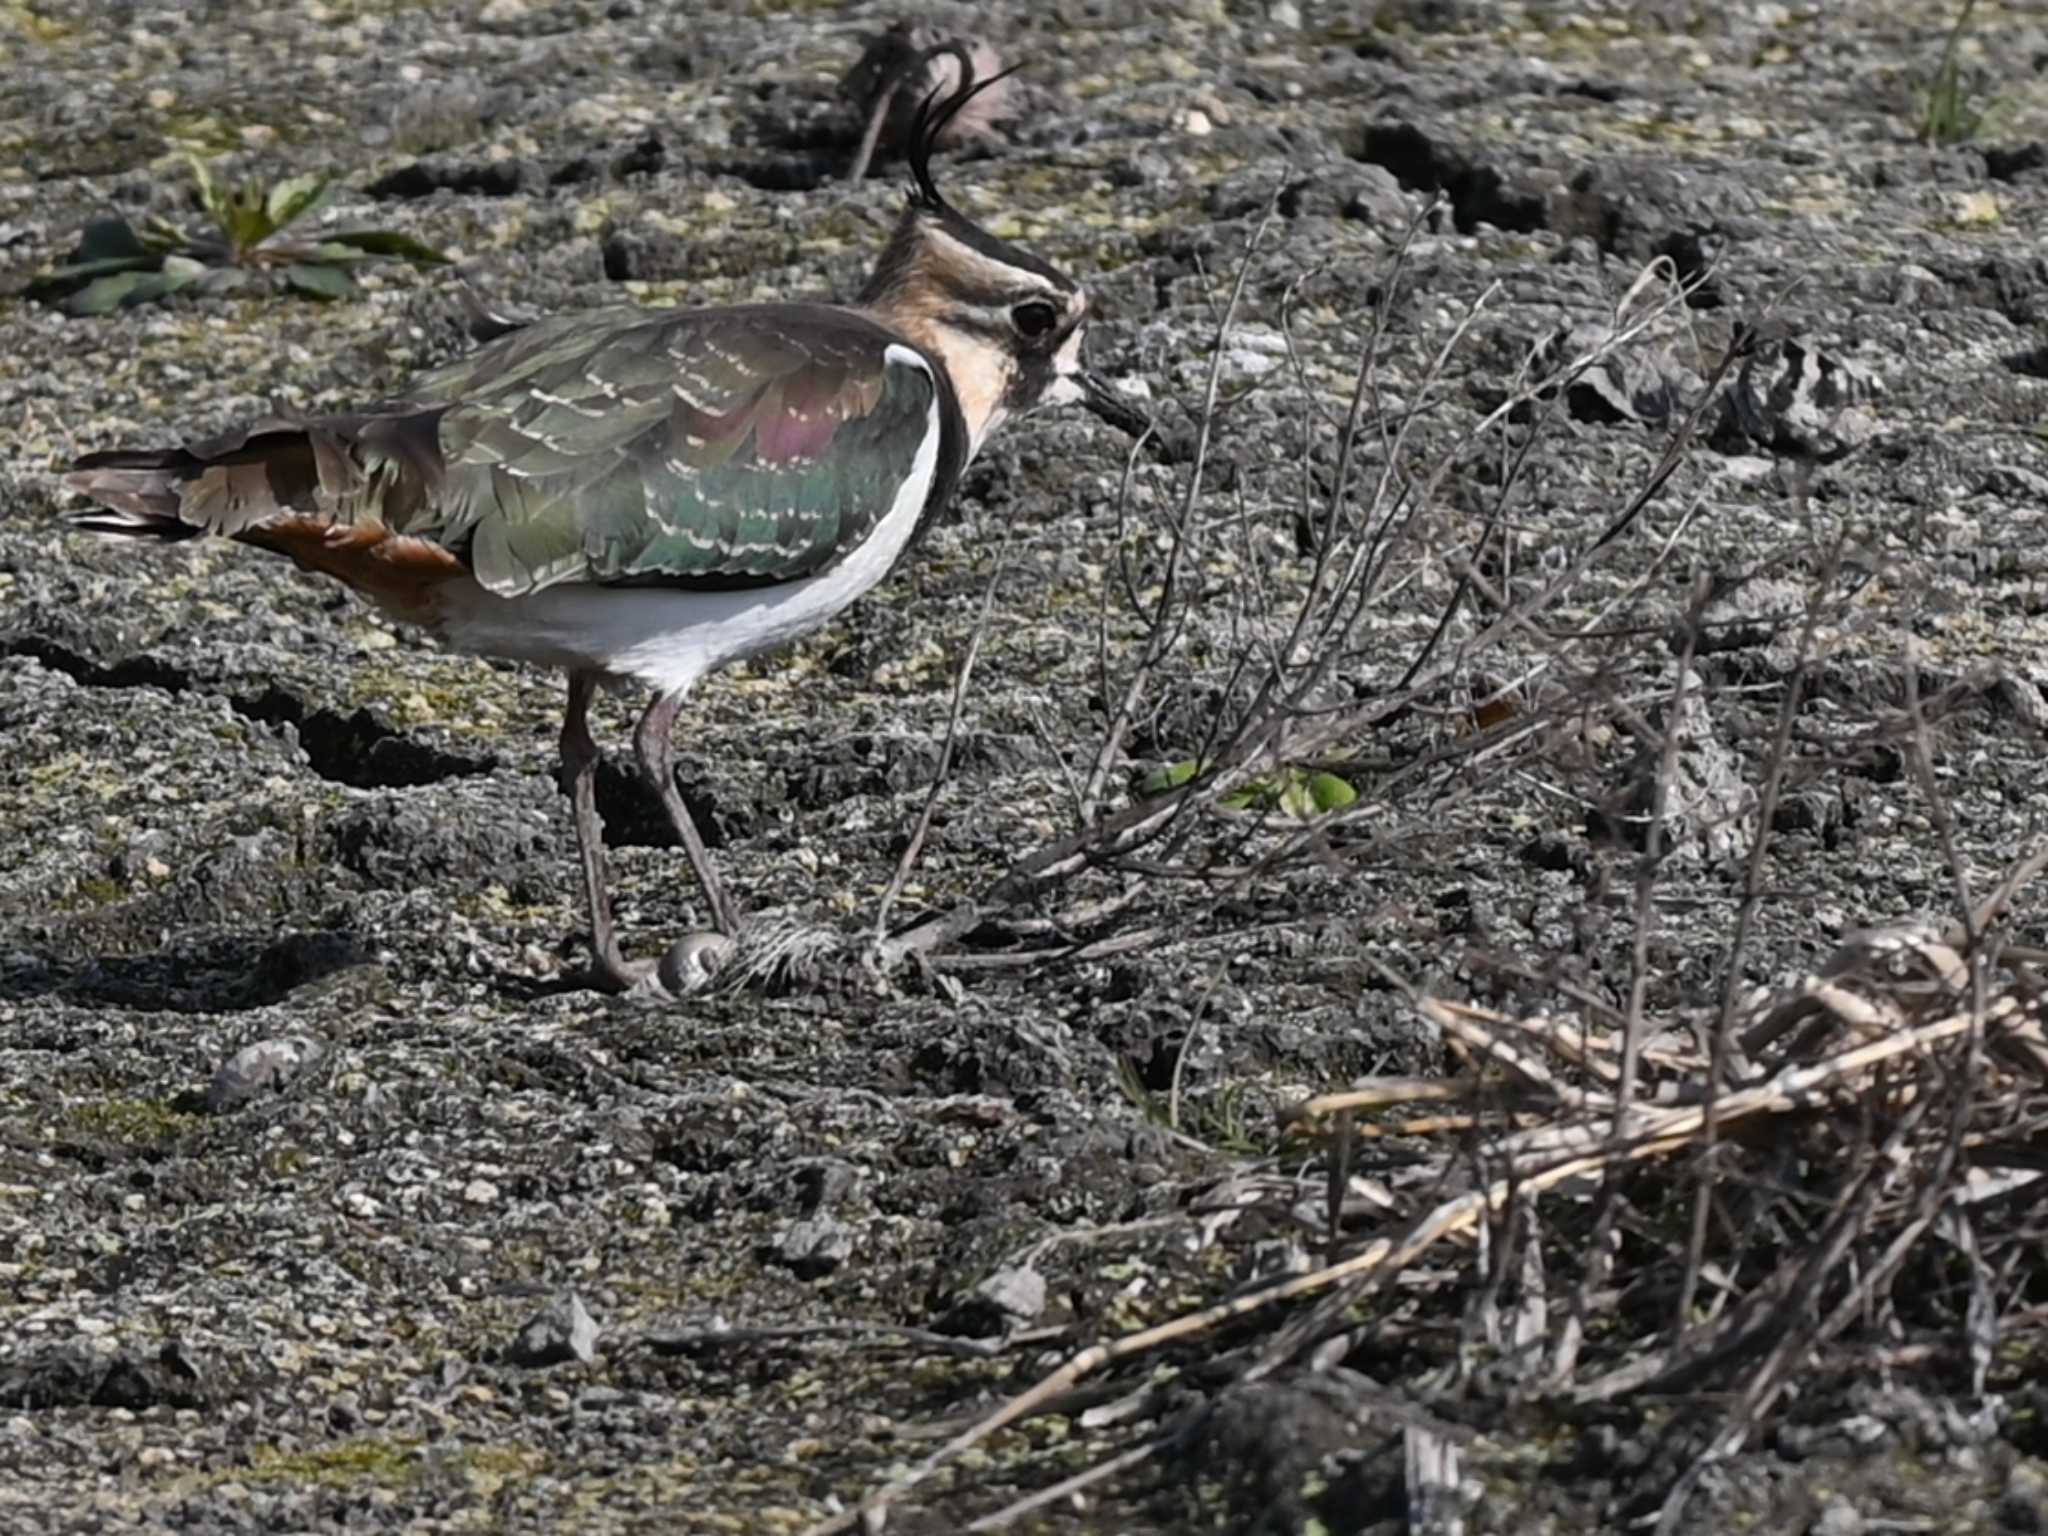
[878,317,1012,463]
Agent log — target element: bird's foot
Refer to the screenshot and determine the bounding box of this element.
[589,952,659,995]
[647,930,735,998]
[586,931,732,1000]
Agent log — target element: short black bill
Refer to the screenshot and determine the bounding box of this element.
[1077,370,1153,441]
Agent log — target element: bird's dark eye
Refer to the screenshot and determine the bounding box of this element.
[1011,300,1060,339]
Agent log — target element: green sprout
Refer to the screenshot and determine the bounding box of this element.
[1920,0,1988,145]
[1136,759,1359,820]
[1218,766,1358,819]
[29,154,449,315]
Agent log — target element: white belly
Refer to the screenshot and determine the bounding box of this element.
[417,344,942,696]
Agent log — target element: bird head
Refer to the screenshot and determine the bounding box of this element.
[856,47,1145,457]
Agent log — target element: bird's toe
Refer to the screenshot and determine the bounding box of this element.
[652,930,737,997]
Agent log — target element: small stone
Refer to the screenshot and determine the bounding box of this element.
[506,1293,599,1368]
[973,1265,1046,1324]
[2001,1457,2048,1532]
[937,1266,1050,1337]
[1978,464,2048,502]
[612,131,666,179]
[1109,152,1172,189]
[1214,324,1288,382]
[1340,164,1412,228]
[776,1218,853,1279]
[368,157,537,201]
[206,1036,326,1114]
[600,228,692,284]
[462,1179,499,1205]
[792,1159,857,1213]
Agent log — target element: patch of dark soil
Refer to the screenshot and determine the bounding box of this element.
[0,638,493,788]
[906,1026,1079,1099]
[0,634,188,695]
[367,156,542,199]
[1351,118,1546,234]
[0,1341,212,1413]
[322,793,557,892]
[1164,1375,1410,1536]
[590,757,736,851]
[14,927,364,1012]
[235,685,495,789]
[32,821,325,955]
[600,225,695,282]
[713,156,837,194]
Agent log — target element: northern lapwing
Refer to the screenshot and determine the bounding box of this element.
[61,54,1145,994]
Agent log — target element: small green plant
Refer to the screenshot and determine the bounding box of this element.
[1920,0,1987,145]
[29,154,449,315]
[1136,758,1203,796]
[1112,1055,1265,1154]
[1137,758,1358,819]
[63,1097,202,1148]
[1217,766,1358,819]
[1113,1054,1165,1125]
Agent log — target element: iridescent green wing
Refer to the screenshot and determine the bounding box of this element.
[406,304,954,597]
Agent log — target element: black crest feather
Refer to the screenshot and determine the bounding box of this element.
[906,44,1023,213]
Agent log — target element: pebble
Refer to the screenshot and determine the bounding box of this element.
[507,1292,599,1368]
[206,1036,327,1115]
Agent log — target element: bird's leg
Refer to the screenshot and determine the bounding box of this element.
[633,689,740,938]
[559,670,653,992]
[846,77,900,183]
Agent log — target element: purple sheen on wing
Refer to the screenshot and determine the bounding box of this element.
[753,408,842,464]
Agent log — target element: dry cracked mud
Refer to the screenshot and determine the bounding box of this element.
[5,1,2048,1532]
